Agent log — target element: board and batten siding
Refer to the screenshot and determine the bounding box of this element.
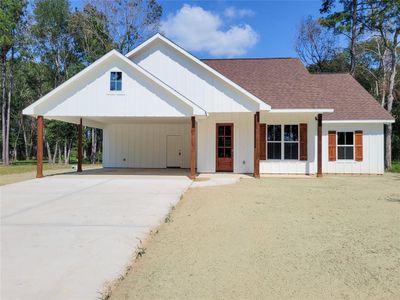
[322,123,384,174]
[197,113,254,173]
[132,41,260,113]
[259,113,318,174]
[38,57,192,118]
[103,123,191,168]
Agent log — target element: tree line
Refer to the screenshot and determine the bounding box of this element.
[1,0,162,165]
[295,0,399,168]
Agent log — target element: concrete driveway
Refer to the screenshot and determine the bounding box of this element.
[1,169,192,300]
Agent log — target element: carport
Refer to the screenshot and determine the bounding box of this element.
[22,50,207,179]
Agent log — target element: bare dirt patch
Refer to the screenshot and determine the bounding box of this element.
[111,174,400,300]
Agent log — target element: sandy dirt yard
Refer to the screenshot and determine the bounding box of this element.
[111,174,400,300]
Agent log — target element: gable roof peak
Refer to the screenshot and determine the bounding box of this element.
[126,33,271,111]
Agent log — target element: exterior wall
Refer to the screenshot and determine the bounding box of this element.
[38,56,192,117]
[197,113,254,173]
[323,123,384,174]
[260,113,318,174]
[103,122,191,168]
[132,41,259,113]
[102,115,384,174]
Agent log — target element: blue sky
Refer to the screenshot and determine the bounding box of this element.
[69,0,329,59]
[159,0,324,59]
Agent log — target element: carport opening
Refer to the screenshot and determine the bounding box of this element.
[34,116,197,180]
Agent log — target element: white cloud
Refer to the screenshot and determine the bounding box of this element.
[160,4,259,57]
[223,7,255,19]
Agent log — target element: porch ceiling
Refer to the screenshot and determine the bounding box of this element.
[45,116,192,129]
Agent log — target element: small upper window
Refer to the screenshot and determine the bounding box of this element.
[337,132,354,160]
[110,71,122,91]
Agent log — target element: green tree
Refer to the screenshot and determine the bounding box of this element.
[32,0,77,87]
[10,59,52,160]
[93,0,162,54]
[320,0,367,76]
[307,51,350,73]
[31,0,81,163]
[363,0,399,169]
[69,4,114,65]
[0,0,27,165]
[69,3,113,163]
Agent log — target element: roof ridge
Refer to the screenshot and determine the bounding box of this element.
[201,57,298,61]
[310,72,351,75]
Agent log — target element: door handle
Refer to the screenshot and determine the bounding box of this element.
[179,150,182,156]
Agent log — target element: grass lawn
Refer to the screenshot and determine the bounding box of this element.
[0,161,101,185]
[390,160,400,173]
[110,174,400,300]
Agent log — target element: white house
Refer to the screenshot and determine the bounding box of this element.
[23,34,394,178]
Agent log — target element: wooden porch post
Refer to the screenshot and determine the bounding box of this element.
[317,113,322,177]
[36,116,44,178]
[190,116,196,179]
[77,118,83,173]
[254,112,260,178]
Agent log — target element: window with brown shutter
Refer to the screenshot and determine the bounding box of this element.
[299,123,307,160]
[328,131,336,161]
[337,132,354,160]
[355,130,363,161]
[260,124,266,160]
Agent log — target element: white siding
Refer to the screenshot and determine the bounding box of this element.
[102,115,385,174]
[132,41,259,113]
[38,57,192,117]
[197,113,254,173]
[323,123,384,174]
[259,113,318,174]
[103,122,191,168]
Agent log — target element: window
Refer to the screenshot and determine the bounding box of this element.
[337,132,354,160]
[110,71,122,91]
[284,125,299,160]
[267,125,281,159]
[267,124,299,160]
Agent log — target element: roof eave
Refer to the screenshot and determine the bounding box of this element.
[323,119,395,124]
[269,108,334,113]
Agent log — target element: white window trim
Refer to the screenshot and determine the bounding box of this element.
[266,124,282,161]
[336,131,355,161]
[266,124,300,161]
[110,71,123,92]
[283,125,299,160]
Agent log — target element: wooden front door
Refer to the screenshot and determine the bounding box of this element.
[216,124,234,172]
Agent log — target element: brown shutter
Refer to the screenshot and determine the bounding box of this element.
[260,124,266,160]
[299,123,307,160]
[355,130,363,161]
[328,131,336,161]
